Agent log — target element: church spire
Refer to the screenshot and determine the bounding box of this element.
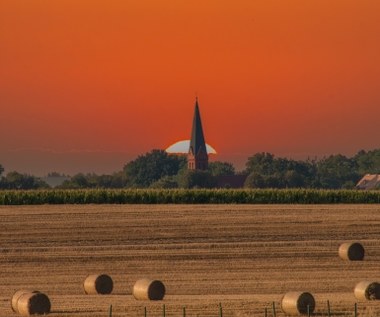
[188,98,208,170]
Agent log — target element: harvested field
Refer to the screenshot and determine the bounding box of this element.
[0,204,380,316]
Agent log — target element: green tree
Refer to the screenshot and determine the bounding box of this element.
[245,152,276,175]
[354,149,380,175]
[109,171,127,188]
[208,161,235,176]
[59,173,90,189]
[47,171,68,177]
[178,170,216,188]
[123,149,187,187]
[0,171,50,189]
[150,176,178,189]
[0,164,4,177]
[283,170,304,188]
[244,172,266,188]
[59,172,127,189]
[316,154,359,189]
[245,153,316,188]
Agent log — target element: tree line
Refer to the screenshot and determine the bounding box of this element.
[1,148,380,189]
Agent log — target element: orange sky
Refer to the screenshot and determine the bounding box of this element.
[1,1,380,175]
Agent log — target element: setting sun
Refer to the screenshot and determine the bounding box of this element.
[165,140,217,155]
[1,1,379,175]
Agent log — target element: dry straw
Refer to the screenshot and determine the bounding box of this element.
[133,278,166,300]
[83,274,113,295]
[338,242,365,261]
[11,290,40,313]
[16,292,51,316]
[281,291,315,315]
[354,281,380,300]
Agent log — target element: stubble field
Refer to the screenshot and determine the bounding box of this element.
[0,204,379,317]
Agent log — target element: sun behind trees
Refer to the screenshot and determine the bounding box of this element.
[59,148,380,189]
[1,149,380,189]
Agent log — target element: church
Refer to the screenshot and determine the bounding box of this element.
[187,98,209,171]
[186,98,247,188]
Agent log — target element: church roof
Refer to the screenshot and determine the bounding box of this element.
[189,98,207,156]
[356,174,380,190]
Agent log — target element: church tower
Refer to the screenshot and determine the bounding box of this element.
[188,98,208,170]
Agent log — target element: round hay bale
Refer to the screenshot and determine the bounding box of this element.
[133,278,166,300]
[11,290,40,313]
[281,292,316,315]
[83,274,113,295]
[17,292,51,316]
[354,281,380,300]
[339,242,365,261]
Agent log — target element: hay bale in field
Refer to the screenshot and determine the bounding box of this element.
[83,274,113,295]
[17,292,51,316]
[339,242,365,261]
[281,291,315,315]
[11,290,41,313]
[354,281,380,300]
[132,278,166,300]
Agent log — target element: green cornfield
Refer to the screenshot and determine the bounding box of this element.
[0,188,379,205]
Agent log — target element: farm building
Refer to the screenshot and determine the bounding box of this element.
[356,174,380,190]
[42,174,70,187]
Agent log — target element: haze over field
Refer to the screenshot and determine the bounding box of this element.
[1,1,379,175]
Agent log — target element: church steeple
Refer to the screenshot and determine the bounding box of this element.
[188,98,208,170]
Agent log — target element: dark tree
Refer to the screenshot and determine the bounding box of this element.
[245,153,316,188]
[150,176,178,189]
[0,171,50,189]
[58,172,127,189]
[245,152,276,175]
[108,171,127,188]
[123,149,187,187]
[177,170,216,188]
[316,154,359,189]
[208,161,235,176]
[354,149,380,175]
[244,172,266,188]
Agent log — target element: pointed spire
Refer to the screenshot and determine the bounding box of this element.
[188,98,208,170]
[189,98,207,156]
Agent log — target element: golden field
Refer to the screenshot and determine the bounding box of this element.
[0,204,380,317]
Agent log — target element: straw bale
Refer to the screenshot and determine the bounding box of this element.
[339,242,365,261]
[83,274,113,295]
[11,290,40,313]
[17,292,51,316]
[133,278,166,300]
[354,281,380,300]
[281,291,315,315]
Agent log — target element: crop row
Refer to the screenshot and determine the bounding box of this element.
[0,189,380,205]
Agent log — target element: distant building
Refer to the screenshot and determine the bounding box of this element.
[356,174,380,190]
[186,98,247,187]
[42,175,70,188]
[187,98,209,170]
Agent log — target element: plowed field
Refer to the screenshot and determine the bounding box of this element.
[1,204,380,316]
